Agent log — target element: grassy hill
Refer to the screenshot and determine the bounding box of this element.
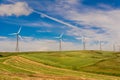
[0,50,120,80]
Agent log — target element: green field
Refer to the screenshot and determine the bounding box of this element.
[0,50,120,80]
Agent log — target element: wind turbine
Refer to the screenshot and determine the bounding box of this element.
[77,36,89,50]
[9,27,22,52]
[118,45,120,52]
[98,40,102,51]
[113,44,116,52]
[97,40,106,51]
[55,33,64,51]
[82,36,86,50]
[95,40,102,51]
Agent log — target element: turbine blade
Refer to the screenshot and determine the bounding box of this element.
[54,37,60,39]
[77,36,84,42]
[81,36,86,43]
[17,26,22,34]
[76,37,82,40]
[18,35,23,40]
[60,33,64,38]
[9,33,17,35]
[82,38,84,43]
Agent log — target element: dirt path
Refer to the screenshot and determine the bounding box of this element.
[3,56,42,74]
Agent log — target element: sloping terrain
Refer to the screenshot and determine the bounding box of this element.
[0,50,120,80]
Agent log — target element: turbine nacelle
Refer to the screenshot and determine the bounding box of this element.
[17,27,22,34]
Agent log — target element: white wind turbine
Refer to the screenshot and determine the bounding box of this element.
[113,43,116,52]
[81,36,86,50]
[55,33,64,51]
[77,36,89,50]
[96,40,105,51]
[98,40,102,51]
[117,45,120,52]
[9,27,22,52]
[94,38,102,51]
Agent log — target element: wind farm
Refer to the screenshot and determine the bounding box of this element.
[0,0,120,80]
[0,27,120,80]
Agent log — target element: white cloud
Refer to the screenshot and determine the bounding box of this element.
[56,0,79,5]
[34,11,79,29]
[98,4,113,9]
[64,9,120,41]
[37,30,51,33]
[2,19,53,28]
[0,36,8,39]
[23,22,52,27]
[0,2,32,16]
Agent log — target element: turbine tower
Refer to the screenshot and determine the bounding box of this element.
[82,36,86,50]
[10,26,22,52]
[97,40,106,51]
[113,44,116,52]
[78,36,88,50]
[118,45,120,52]
[96,40,104,51]
[99,40,102,51]
[55,33,64,51]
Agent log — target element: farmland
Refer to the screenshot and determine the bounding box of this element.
[0,50,120,80]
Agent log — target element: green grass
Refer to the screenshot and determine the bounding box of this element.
[0,50,120,80]
[20,50,117,70]
[81,57,120,76]
[0,75,20,80]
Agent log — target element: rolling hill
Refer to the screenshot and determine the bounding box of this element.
[0,50,120,80]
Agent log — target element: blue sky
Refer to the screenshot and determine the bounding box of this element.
[0,0,120,51]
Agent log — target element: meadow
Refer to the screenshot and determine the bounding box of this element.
[0,50,120,80]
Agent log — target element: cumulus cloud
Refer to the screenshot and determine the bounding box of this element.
[64,9,120,41]
[56,0,79,5]
[0,2,32,16]
[23,22,52,27]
